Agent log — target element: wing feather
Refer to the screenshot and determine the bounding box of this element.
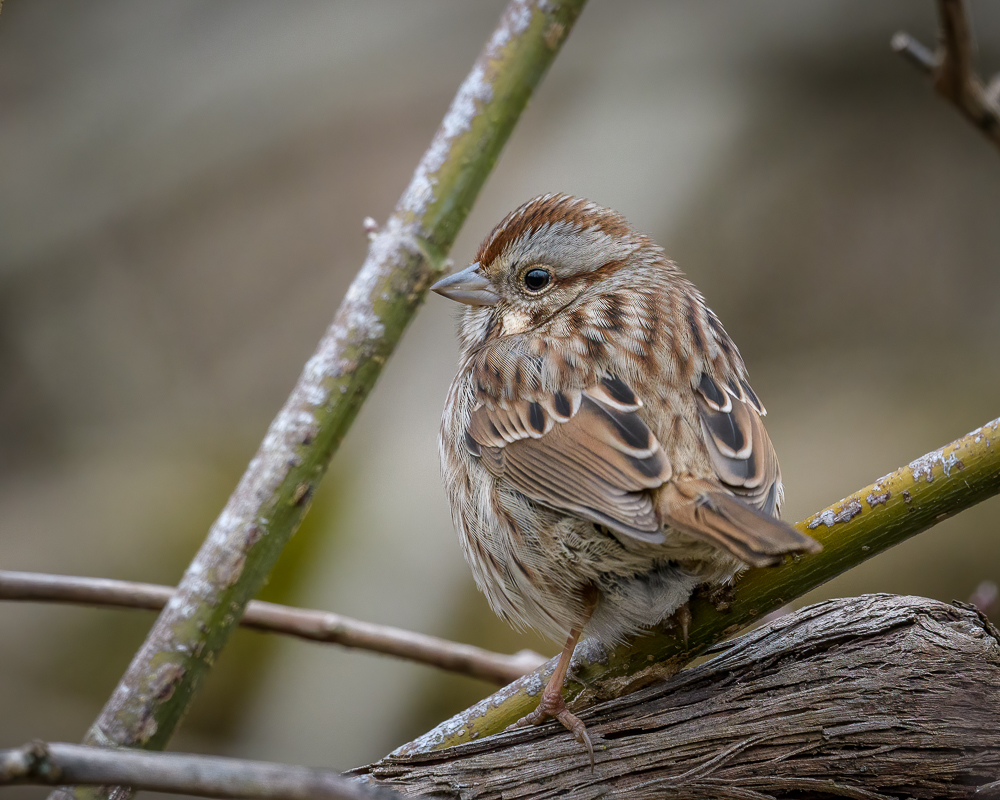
[467,376,672,541]
[696,372,782,516]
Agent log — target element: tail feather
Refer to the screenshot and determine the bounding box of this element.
[659,479,821,568]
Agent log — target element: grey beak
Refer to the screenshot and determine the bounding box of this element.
[431,262,499,307]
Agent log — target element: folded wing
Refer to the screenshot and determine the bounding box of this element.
[695,372,781,516]
[658,372,820,566]
[466,375,672,542]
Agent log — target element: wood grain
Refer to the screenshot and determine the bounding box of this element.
[356,594,1000,799]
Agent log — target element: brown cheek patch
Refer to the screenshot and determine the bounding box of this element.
[529,307,549,327]
[576,258,626,286]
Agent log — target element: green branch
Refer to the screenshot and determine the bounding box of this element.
[393,416,1000,755]
[65,2,588,798]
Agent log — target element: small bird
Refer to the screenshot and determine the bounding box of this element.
[432,194,820,762]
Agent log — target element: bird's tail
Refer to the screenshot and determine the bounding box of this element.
[658,478,821,568]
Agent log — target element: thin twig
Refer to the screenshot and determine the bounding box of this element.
[63,5,587,799]
[392,416,1000,755]
[890,32,937,73]
[0,570,544,685]
[892,0,1000,150]
[0,741,399,800]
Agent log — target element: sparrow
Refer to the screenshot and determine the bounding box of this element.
[432,194,820,763]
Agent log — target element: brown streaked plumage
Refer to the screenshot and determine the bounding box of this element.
[433,194,820,764]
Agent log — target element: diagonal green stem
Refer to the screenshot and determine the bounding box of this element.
[393,416,1000,755]
[61,3,587,799]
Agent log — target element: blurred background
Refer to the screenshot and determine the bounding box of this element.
[1,0,999,795]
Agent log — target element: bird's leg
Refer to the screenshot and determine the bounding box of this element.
[508,588,597,768]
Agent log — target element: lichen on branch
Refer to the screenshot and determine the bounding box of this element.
[392,416,1000,754]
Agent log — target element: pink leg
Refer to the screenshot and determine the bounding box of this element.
[508,591,597,768]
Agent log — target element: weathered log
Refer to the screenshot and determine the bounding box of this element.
[355,594,1000,799]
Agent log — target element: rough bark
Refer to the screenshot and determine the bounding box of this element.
[355,595,1000,799]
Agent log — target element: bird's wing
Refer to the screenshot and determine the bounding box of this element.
[654,372,820,567]
[693,371,782,515]
[466,374,673,543]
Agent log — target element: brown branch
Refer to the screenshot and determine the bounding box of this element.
[892,0,1000,150]
[0,570,544,685]
[355,595,1000,798]
[0,742,400,800]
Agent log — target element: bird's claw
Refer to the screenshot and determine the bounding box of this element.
[556,709,595,768]
[506,691,595,770]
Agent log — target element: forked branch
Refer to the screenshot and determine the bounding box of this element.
[892,0,1000,150]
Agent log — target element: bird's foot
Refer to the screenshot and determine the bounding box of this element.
[507,686,595,769]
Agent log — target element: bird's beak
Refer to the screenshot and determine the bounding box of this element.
[430,262,499,307]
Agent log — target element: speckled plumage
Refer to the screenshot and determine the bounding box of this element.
[434,194,819,755]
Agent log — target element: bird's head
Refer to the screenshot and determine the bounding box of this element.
[432,194,659,347]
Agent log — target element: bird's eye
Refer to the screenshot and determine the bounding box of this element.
[523,268,552,293]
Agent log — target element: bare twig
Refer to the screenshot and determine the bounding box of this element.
[0,570,544,685]
[62,5,587,799]
[1,741,399,800]
[357,596,1000,798]
[891,31,938,73]
[391,416,1000,755]
[892,0,1000,150]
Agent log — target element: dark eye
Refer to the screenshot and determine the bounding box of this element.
[523,268,552,292]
